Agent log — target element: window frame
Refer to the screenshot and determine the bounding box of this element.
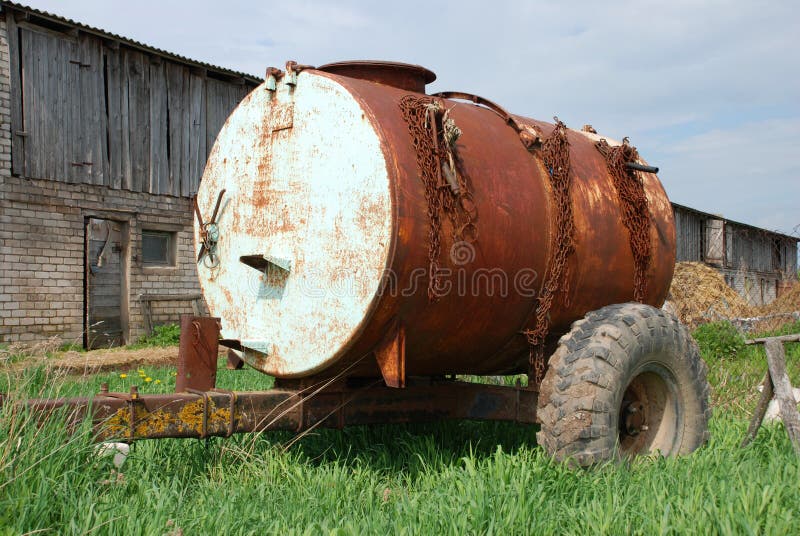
[141,229,177,268]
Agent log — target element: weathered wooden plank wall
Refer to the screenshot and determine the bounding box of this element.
[674,207,704,263]
[150,60,169,196]
[786,242,798,274]
[185,72,206,197]
[7,14,24,176]
[726,226,780,273]
[19,26,108,186]
[80,34,107,186]
[12,22,256,197]
[674,205,797,275]
[205,78,249,158]
[166,61,187,198]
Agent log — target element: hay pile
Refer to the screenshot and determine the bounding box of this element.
[760,282,800,315]
[666,262,753,328]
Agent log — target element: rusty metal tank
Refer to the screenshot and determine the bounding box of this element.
[194,60,676,384]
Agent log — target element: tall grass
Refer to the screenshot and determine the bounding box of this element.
[1,331,799,535]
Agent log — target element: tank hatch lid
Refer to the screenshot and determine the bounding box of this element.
[317,60,436,93]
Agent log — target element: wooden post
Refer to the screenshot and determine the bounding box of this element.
[741,372,774,448]
[764,339,800,454]
[742,334,800,454]
[140,299,153,334]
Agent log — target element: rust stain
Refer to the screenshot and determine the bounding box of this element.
[194,65,676,382]
[100,400,236,439]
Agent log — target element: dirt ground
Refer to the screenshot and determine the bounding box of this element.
[5,345,183,375]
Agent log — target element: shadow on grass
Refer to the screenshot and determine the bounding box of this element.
[230,419,540,477]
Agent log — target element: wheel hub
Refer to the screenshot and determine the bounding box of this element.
[622,401,646,436]
[618,368,674,456]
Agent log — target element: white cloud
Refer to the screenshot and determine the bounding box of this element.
[658,118,800,233]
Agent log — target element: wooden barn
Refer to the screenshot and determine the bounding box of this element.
[0,1,260,347]
[0,3,796,348]
[672,202,798,306]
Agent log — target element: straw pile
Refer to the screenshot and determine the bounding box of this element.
[666,262,753,328]
[760,281,800,315]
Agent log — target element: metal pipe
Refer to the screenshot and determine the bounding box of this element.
[625,162,659,174]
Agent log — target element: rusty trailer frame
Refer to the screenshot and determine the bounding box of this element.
[18,379,538,442]
[5,316,539,443]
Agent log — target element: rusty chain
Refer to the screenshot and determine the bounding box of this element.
[400,100,578,382]
[523,119,576,385]
[399,95,477,301]
[596,138,652,303]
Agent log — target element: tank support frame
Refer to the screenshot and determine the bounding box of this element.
[7,316,539,442]
[17,378,539,442]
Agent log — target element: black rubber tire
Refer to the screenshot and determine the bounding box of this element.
[536,302,711,466]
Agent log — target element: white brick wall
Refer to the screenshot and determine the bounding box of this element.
[0,16,206,345]
[721,268,779,307]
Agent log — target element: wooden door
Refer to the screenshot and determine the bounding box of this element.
[85,218,124,348]
[704,219,725,267]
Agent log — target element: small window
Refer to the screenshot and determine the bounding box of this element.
[142,230,176,266]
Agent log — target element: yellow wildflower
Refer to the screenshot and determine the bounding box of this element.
[145,377,152,382]
[119,373,127,379]
[154,379,161,384]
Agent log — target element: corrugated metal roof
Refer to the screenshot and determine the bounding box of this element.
[0,1,262,83]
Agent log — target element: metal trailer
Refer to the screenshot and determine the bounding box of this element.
[9,61,712,466]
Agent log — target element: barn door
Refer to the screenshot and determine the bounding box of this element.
[85,218,124,348]
[18,26,106,184]
[704,219,725,267]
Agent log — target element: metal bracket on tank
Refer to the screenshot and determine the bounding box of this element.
[265,67,283,91]
[265,61,315,91]
[241,340,273,356]
[239,255,292,273]
[374,320,406,388]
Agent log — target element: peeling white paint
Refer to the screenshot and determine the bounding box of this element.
[195,72,393,377]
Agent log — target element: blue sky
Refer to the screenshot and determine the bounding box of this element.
[23,0,799,235]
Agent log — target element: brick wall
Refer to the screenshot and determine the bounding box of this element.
[721,268,779,308]
[0,16,205,345]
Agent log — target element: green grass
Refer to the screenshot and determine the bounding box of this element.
[697,321,800,417]
[1,327,800,534]
[127,323,182,350]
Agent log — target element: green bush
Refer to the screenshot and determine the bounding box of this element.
[692,321,745,360]
[129,323,181,349]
